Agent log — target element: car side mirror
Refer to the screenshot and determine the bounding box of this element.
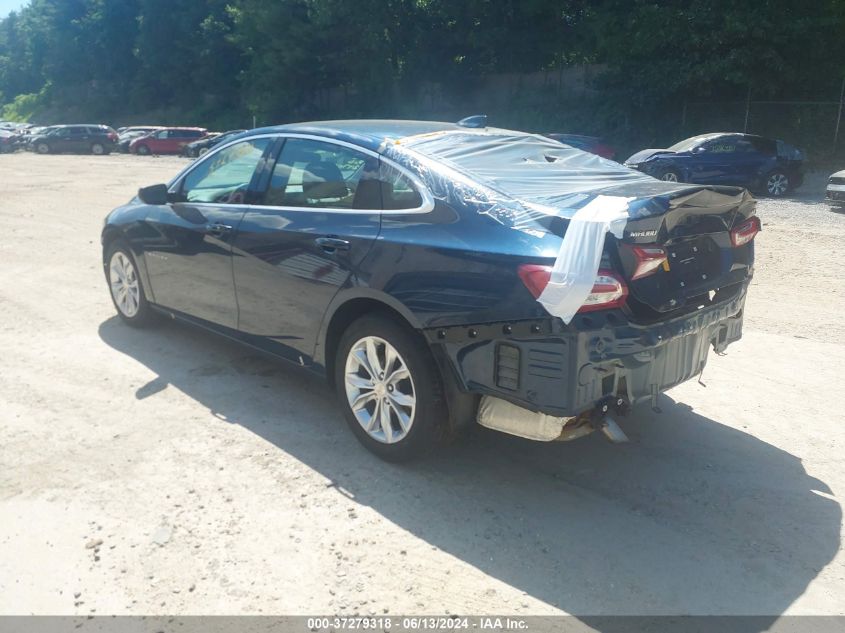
[138,183,169,205]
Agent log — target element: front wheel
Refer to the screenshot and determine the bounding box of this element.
[657,168,681,183]
[104,242,158,327]
[765,171,790,197]
[36,143,50,155]
[135,144,151,156]
[334,314,448,461]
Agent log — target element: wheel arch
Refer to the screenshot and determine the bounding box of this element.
[317,290,424,388]
[101,227,156,303]
[318,290,478,438]
[660,159,685,179]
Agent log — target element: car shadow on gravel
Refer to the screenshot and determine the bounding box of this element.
[99,316,841,625]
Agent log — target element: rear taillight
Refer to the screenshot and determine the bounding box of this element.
[579,271,629,312]
[108,132,118,141]
[517,264,551,299]
[518,265,628,313]
[625,244,668,280]
[730,216,761,247]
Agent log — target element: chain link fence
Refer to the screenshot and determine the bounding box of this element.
[681,92,845,163]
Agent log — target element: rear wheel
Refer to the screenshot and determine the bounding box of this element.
[765,171,790,197]
[334,314,447,461]
[91,142,106,155]
[36,142,50,155]
[104,241,157,327]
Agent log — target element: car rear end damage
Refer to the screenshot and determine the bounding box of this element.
[426,278,745,438]
[383,133,759,441]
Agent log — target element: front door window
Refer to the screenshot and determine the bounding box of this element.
[180,138,271,204]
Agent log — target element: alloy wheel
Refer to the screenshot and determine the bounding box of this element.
[92,143,105,155]
[109,251,141,318]
[661,171,679,182]
[767,173,789,196]
[36,143,49,154]
[344,336,416,444]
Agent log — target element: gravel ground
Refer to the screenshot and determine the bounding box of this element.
[0,153,843,618]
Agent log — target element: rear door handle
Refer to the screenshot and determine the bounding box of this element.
[206,222,233,237]
[315,237,351,252]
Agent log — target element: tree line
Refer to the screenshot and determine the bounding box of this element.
[0,0,843,150]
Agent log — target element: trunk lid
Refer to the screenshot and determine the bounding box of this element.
[602,183,756,316]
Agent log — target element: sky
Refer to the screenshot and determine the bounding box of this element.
[0,0,27,19]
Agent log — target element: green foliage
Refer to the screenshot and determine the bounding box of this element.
[0,0,842,156]
[0,83,48,120]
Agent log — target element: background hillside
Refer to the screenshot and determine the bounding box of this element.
[1,0,844,159]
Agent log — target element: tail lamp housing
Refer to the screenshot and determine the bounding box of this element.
[625,245,669,280]
[518,265,629,313]
[730,216,761,247]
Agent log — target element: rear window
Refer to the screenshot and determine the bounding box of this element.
[400,130,652,208]
[749,137,777,154]
[777,140,804,160]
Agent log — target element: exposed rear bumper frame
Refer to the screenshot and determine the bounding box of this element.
[425,283,748,418]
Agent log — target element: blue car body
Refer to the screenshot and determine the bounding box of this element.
[625,133,804,196]
[102,120,758,453]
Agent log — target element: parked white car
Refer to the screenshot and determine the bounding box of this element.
[826,169,845,208]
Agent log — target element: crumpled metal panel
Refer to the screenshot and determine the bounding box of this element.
[380,128,753,324]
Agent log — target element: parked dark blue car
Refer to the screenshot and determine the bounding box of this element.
[102,120,758,460]
[624,133,804,197]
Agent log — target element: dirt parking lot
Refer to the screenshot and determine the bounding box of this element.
[1,152,844,618]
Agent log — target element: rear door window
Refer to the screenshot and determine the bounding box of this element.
[707,137,739,153]
[260,138,378,209]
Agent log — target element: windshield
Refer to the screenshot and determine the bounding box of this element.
[667,134,717,152]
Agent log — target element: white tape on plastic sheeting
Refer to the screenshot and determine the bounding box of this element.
[538,195,634,324]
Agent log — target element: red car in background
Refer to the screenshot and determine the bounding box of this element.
[129,127,208,155]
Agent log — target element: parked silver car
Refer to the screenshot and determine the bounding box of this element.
[826,170,845,208]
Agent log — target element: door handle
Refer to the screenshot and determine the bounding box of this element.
[206,222,233,237]
[315,237,351,252]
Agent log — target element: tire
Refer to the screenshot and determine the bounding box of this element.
[104,241,158,328]
[198,147,210,156]
[135,144,151,156]
[765,171,790,197]
[657,168,681,183]
[91,142,106,155]
[334,314,448,461]
[36,142,50,155]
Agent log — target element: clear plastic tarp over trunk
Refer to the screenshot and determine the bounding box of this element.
[380,129,671,323]
[394,129,655,213]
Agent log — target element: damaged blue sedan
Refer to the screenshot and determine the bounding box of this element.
[102,119,758,460]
